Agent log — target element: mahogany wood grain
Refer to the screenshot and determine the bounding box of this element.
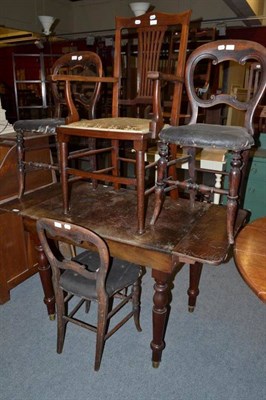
[234,217,266,303]
[0,133,56,303]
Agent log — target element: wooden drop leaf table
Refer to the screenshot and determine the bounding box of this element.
[0,181,247,366]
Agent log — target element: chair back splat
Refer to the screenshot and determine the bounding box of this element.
[114,10,191,127]
[51,51,103,121]
[37,217,143,371]
[151,40,266,244]
[56,10,192,234]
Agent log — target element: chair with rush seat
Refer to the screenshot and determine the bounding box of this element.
[36,217,144,371]
[54,10,191,235]
[151,40,266,245]
[14,51,103,198]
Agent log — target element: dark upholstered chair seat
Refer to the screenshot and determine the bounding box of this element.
[14,118,65,135]
[60,250,143,299]
[160,123,255,151]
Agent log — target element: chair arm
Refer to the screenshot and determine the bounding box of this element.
[148,71,186,127]
[49,74,118,84]
[146,72,166,139]
[147,71,184,84]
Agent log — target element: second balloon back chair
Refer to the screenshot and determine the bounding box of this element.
[150,39,266,245]
[14,51,103,198]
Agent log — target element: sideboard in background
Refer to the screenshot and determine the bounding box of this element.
[0,132,55,303]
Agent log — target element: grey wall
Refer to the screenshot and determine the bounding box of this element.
[0,0,238,36]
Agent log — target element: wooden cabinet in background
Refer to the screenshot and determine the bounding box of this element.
[243,147,266,221]
[223,135,266,222]
[12,53,60,120]
[0,211,38,304]
[0,132,56,303]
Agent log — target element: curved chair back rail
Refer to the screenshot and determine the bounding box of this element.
[50,50,103,121]
[185,40,266,135]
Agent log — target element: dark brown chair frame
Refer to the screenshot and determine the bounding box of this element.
[15,51,103,198]
[151,39,266,244]
[54,10,192,235]
[36,217,143,371]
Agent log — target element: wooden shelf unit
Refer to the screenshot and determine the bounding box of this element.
[12,52,60,120]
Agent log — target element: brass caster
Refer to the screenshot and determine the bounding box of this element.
[152,361,160,368]
[49,314,56,321]
[188,306,195,313]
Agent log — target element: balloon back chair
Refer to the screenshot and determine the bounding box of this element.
[151,40,266,245]
[14,51,103,198]
[54,10,192,235]
[36,217,144,371]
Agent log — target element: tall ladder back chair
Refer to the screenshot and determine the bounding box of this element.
[55,10,191,234]
[36,217,144,371]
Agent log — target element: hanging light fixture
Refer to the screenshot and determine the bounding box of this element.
[129,2,150,17]
[38,15,55,35]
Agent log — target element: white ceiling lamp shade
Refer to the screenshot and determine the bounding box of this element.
[38,15,55,35]
[129,2,150,17]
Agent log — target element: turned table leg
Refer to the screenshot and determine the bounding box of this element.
[150,270,171,367]
[187,262,203,312]
[35,243,55,319]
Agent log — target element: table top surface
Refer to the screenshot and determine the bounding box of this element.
[234,216,266,302]
[0,181,247,273]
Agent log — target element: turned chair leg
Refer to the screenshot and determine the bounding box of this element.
[132,278,142,332]
[150,141,169,226]
[227,151,242,244]
[94,302,108,371]
[56,289,67,354]
[16,131,25,199]
[85,300,91,313]
[60,141,70,215]
[187,147,197,207]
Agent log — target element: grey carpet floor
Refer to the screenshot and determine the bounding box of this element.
[0,257,265,400]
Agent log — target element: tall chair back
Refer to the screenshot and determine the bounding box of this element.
[54,10,192,234]
[114,10,191,125]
